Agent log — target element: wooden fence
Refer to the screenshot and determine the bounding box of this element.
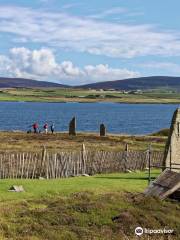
[0,145,164,179]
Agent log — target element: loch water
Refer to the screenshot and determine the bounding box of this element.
[0,102,178,135]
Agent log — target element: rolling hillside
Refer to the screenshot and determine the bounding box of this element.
[0,77,67,88]
[1,76,180,91]
[78,76,180,90]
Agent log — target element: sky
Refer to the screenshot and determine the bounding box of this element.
[0,0,180,85]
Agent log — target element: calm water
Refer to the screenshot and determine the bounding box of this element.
[0,102,178,135]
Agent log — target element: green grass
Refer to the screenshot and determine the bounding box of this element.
[1,87,180,103]
[0,170,160,201]
[0,170,179,240]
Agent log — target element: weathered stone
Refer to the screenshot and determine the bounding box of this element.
[144,109,180,200]
[100,123,106,137]
[8,185,25,192]
[163,108,180,173]
[81,173,90,177]
[69,117,76,136]
[39,177,45,180]
[144,169,180,200]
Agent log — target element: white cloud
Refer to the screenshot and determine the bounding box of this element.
[0,48,140,85]
[0,6,180,58]
[84,64,139,81]
[61,61,83,77]
[8,48,58,77]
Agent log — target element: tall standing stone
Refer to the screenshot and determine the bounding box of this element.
[163,108,180,173]
[69,117,76,136]
[100,123,106,137]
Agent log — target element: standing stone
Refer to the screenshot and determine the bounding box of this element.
[8,185,25,192]
[163,108,180,173]
[100,123,106,137]
[69,117,76,136]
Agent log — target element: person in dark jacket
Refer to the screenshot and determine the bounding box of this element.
[50,124,55,134]
[43,123,48,134]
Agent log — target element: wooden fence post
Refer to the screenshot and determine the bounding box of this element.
[0,145,165,179]
[40,146,46,178]
[125,143,129,172]
[81,143,86,174]
[46,152,49,179]
[148,144,152,185]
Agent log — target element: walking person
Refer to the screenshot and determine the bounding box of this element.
[50,123,55,134]
[32,122,38,133]
[43,123,48,134]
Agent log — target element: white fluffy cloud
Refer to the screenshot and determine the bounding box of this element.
[10,48,58,76]
[84,64,138,81]
[0,6,180,58]
[0,48,140,85]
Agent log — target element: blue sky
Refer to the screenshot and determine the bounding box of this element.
[0,0,180,85]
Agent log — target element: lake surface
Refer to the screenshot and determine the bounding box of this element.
[0,102,179,135]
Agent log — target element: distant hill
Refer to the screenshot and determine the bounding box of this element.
[78,76,180,90]
[0,77,68,88]
[1,76,180,90]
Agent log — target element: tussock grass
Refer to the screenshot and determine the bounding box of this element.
[0,171,179,240]
[150,128,170,137]
[0,131,166,152]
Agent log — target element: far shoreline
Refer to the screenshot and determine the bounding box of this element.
[0,99,179,105]
[1,88,180,104]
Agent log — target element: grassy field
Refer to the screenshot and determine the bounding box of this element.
[1,87,180,103]
[0,170,159,201]
[0,131,167,152]
[0,131,179,240]
[0,170,179,240]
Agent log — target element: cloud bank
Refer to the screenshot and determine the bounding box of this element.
[0,48,140,85]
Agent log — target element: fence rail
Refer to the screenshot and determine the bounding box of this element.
[0,146,164,179]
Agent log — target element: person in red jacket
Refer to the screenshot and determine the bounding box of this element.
[32,123,38,133]
[43,123,48,134]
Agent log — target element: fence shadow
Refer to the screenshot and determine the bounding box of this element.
[94,176,157,180]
